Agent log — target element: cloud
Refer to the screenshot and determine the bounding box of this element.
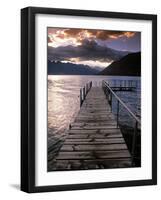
[48,39,128,63]
[48,28,136,42]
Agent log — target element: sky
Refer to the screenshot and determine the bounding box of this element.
[48,28,141,68]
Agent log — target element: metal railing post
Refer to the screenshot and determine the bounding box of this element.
[85,84,87,95]
[131,121,138,166]
[106,88,109,102]
[80,88,82,107]
[109,90,111,106]
[116,100,120,128]
[110,93,112,112]
[83,87,85,100]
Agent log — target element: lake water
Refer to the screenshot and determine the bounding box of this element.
[48,75,141,157]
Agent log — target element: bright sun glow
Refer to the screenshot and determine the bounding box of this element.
[67,58,112,68]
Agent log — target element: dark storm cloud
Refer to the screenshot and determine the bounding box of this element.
[48,39,128,62]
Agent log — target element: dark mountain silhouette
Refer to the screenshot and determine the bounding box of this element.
[48,60,101,75]
[48,41,129,63]
[98,52,141,76]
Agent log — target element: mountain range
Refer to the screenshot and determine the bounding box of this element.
[48,52,141,76]
[48,60,100,75]
[99,52,141,76]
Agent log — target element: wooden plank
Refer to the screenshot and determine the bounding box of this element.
[75,117,115,121]
[76,113,112,116]
[80,108,110,110]
[70,126,117,130]
[77,111,112,114]
[67,134,123,139]
[55,150,131,160]
[78,111,111,114]
[76,114,114,118]
[79,110,110,113]
[74,114,114,117]
[83,99,107,101]
[64,138,125,145]
[53,158,132,164]
[67,129,121,134]
[82,103,108,105]
[71,122,117,126]
[65,138,124,142]
[61,143,128,151]
[74,119,116,123]
[50,158,132,170]
[81,106,109,109]
[74,120,115,124]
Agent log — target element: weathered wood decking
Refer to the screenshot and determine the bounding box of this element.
[53,87,131,170]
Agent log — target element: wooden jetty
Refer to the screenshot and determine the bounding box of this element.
[51,81,137,170]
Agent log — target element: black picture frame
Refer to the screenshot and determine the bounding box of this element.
[21,6,157,193]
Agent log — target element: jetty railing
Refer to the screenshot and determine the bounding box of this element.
[102,80,141,166]
[108,79,138,92]
[80,81,92,107]
[108,79,138,87]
